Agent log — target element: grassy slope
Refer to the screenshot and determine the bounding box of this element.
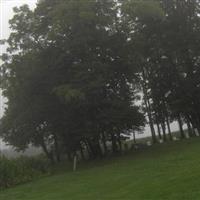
[1,138,200,200]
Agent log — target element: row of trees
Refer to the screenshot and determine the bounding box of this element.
[125,0,200,142]
[0,0,200,162]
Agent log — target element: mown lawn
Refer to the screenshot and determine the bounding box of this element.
[1,138,200,200]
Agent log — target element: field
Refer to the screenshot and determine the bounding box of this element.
[1,137,200,200]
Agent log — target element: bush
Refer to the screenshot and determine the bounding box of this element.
[0,155,51,189]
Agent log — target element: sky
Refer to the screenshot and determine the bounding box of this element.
[0,0,37,44]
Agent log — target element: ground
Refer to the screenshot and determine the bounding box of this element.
[1,138,200,200]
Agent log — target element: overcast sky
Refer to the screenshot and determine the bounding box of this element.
[1,0,37,41]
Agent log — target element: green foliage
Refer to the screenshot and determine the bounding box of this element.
[52,85,85,103]
[1,0,200,165]
[0,155,51,189]
[0,0,144,160]
[121,0,200,139]
[123,0,165,21]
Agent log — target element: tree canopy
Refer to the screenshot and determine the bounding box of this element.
[0,0,200,161]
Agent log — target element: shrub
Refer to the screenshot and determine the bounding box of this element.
[0,155,51,189]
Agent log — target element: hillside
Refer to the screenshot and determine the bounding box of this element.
[1,138,200,200]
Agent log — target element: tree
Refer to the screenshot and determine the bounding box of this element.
[122,0,200,140]
[0,0,144,161]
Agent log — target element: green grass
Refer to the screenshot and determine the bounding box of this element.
[1,138,200,200]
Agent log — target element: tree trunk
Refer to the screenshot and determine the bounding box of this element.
[102,132,108,155]
[86,139,96,159]
[166,117,173,141]
[177,114,185,139]
[40,140,54,164]
[190,111,200,135]
[73,152,77,172]
[147,98,157,143]
[117,134,122,153]
[133,132,136,144]
[186,118,193,137]
[142,67,157,143]
[53,134,60,162]
[111,133,118,153]
[85,140,93,159]
[161,121,167,142]
[97,140,103,158]
[80,143,86,161]
[156,122,162,140]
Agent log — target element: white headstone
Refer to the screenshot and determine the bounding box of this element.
[159,139,163,143]
[194,128,199,136]
[172,136,177,141]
